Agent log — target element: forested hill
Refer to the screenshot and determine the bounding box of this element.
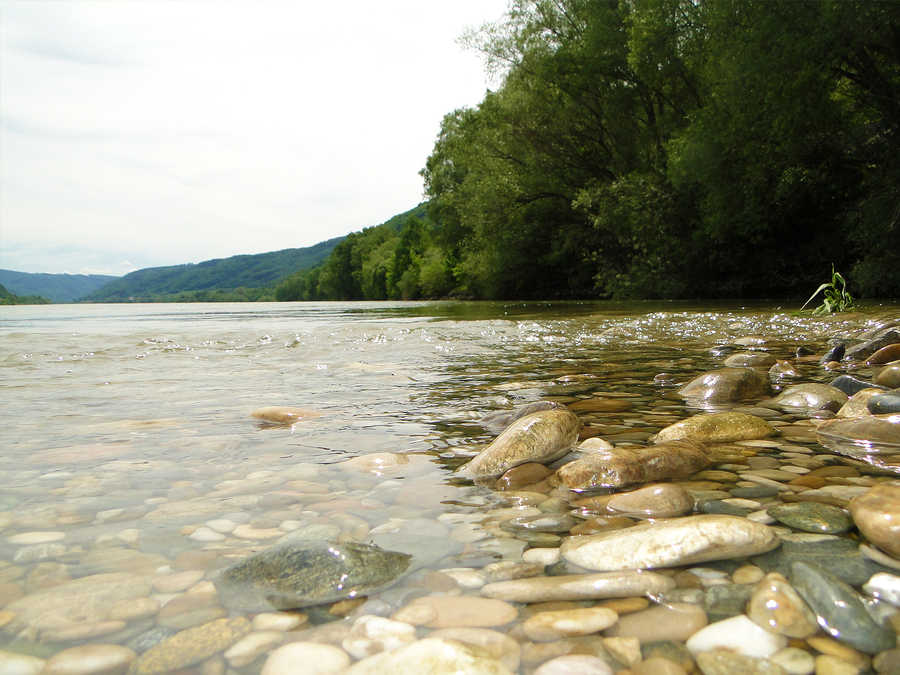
[0,283,49,305]
[84,238,343,302]
[0,270,117,303]
[282,0,900,301]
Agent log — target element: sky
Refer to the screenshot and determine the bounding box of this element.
[0,1,508,276]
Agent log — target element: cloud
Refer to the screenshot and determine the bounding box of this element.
[0,0,507,273]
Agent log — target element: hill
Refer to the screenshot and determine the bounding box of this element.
[84,237,344,302]
[0,270,117,303]
[0,282,50,305]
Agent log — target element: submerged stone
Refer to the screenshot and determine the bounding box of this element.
[554,441,710,491]
[848,482,900,558]
[790,561,897,654]
[868,390,900,415]
[766,502,853,534]
[816,414,900,473]
[251,407,323,424]
[766,384,848,412]
[724,352,776,368]
[213,540,411,611]
[560,515,779,571]
[678,368,771,404]
[461,410,581,479]
[845,328,900,362]
[830,374,885,396]
[837,388,883,417]
[654,412,774,444]
[481,401,564,434]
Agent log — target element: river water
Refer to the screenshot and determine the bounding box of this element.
[0,301,898,673]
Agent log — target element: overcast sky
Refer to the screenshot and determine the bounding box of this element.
[0,1,508,275]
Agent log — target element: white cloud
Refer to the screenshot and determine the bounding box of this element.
[0,0,507,274]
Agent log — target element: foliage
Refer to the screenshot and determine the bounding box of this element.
[84,238,342,302]
[799,265,855,314]
[0,283,50,305]
[0,270,117,303]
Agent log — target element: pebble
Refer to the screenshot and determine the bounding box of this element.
[6,531,65,545]
[766,502,853,534]
[848,482,900,558]
[533,655,613,675]
[814,655,863,675]
[345,637,512,674]
[695,650,788,675]
[0,650,44,675]
[39,644,137,675]
[260,642,351,675]
[790,561,897,654]
[224,631,285,668]
[128,617,251,674]
[655,411,774,443]
[863,572,900,606]
[561,515,779,571]
[342,614,416,659]
[188,527,225,542]
[769,647,815,675]
[606,484,694,518]
[392,595,518,628]
[746,572,818,638]
[523,548,561,565]
[481,570,675,602]
[605,602,708,642]
[685,613,787,658]
[632,657,689,675]
[428,627,521,671]
[875,366,900,388]
[522,607,618,641]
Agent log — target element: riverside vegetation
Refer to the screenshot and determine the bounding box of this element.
[0,302,898,674]
[277,0,900,303]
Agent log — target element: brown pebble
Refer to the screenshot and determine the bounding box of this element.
[632,656,689,675]
[570,515,636,534]
[789,475,828,489]
[329,597,367,616]
[867,343,900,365]
[595,597,650,614]
[496,463,553,491]
[807,466,860,478]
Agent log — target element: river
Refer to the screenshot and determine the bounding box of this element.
[0,301,898,673]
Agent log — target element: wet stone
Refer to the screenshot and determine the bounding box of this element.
[790,561,897,654]
[481,570,676,603]
[830,375,886,396]
[875,366,900,389]
[686,613,787,659]
[848,482,900,558]
[703,583,754,622]
[868,390,900,414]
[214,540,411,611]
[606,603,708,643]
[750,533,886,586]
[606,484,694,518]
[767,384,848,412]
[695,650,788,675]
[746,572,818,638]
[561,515,780,571]
[128,617,251,674]
[868,343,900,365]
[699,500,754,517]
[655,412,774,444]
[678,368,771,404]
[766,502,853,534]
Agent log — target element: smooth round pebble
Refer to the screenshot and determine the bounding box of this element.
[769,647,815,675]
[225,631,285,668]
[685,613,787,658]
[40,644,137,675]
[261,642,351,675]
[533,654,613,675]
[522,607,618,641]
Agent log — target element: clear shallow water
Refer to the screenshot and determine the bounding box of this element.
[0,301,898,672]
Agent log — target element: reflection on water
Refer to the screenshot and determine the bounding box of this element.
[0,301,898,672]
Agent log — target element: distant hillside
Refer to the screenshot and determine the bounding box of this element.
[0,282,50,305]
[84,237,344,302]
[0,269,117,303]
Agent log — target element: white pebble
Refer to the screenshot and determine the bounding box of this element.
[342,615,416,659]
[863,572,900,607]
[188,527,225,542]
[686,613,787,658]
[523,547,560,565]
[7,531,65,545]
[261,642,350,675]
[205,519,236,534]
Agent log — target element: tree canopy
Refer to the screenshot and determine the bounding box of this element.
[280,0,900,301]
